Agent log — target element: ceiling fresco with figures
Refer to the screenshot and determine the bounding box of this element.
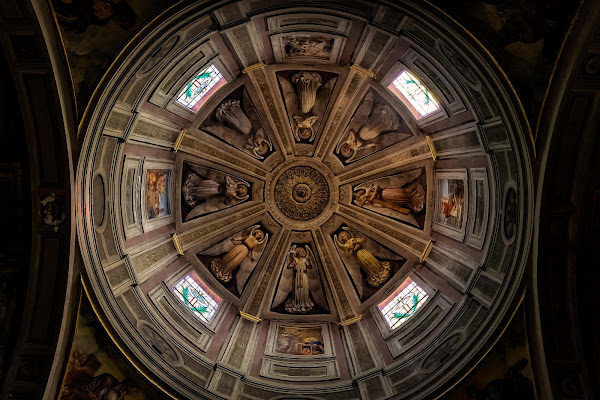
[75,1,534,399]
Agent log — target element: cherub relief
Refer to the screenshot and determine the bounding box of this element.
[336,90,411,162]
[181,163,249,221]
[272,245,328,314]
[199,226,268,293]
[278,71,336,141]
[203,89,273,159]
[353,168,426,228]
[334,228,404,297]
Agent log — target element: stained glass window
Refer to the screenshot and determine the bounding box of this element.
[378,278,428,329]
[176,64,223,110]
[391,70,439,118]
[172,274,220,323]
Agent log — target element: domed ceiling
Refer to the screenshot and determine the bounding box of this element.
[76,1,533,399]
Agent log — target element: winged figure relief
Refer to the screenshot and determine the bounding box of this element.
[278,71,336,141]
[204,89,273,159]
[199,225,268,294]
[181,163,250,221]
[336,90,411,162]
[334,227,403,297]
[272,245,328,314]
[353,168,426,228]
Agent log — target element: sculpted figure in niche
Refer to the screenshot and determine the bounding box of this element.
[335,228,390,287]
[203,89,273,159]
[201,226,268,292]
[216,100,270,157]
[337,91,411,162]
[334,228,404,295]
[278,71,336,141]
[181,163,249,221]
[272,245,328,314]
[352,168,426,228]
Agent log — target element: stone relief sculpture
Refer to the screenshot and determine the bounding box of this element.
[336,90,411,163]
[203,88,273,159]
[181,162,250,222]
[272,245,328,314]
[199,225,268,294]
[353,168,426,228]
[334,227,404,298]
[278,71,337,141]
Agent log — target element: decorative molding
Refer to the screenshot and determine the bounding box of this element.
[349,64,375,78]
[243,63,267,73]
[426,136,437,160]
[173,128,186,152]
[239,311,261,323]
[339,315,363,326]
[419,240,434,263]
[172,233,184,255]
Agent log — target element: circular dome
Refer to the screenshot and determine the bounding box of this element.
[76,1,533,399]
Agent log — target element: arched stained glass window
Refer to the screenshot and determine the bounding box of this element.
[390,70,439,118]
[378,277,428,329]
[176,64,224,110]
[172,273,221,322]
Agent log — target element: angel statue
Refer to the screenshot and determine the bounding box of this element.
[278,71,336,141]
[353,169,425,218]
[183,173,248,207]
[335,228,402,293]
[336,91,410,162]
[181,164,250,221]
[272,245,328,314]
[204,90,273,159]
[202,226,268,292]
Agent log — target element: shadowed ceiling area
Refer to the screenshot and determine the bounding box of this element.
[73,1,534,399]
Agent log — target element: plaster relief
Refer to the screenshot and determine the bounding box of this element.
[200,86,274,160]
[278,70,337,143]
[335,89,412,164]
[181,161,251,222]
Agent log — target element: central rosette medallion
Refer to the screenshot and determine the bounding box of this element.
[274,166,330,221]
[266,158,338,229]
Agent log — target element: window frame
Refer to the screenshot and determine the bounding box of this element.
[174,63,226,112]
[163,265,227,331]
[380,61,448,127]
[370,273,436,339]
[389,70,440,119]
[377,276,430,330]
[165,57,232,120]
[171,271,222,323]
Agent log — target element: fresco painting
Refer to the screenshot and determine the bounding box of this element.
[274,325,325,356]
[442,304,535,400]
[145,169,170,220]
[51,0,173,117]
[283,36,334,60]
[437,178,465,229]
[59,296,163,400]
